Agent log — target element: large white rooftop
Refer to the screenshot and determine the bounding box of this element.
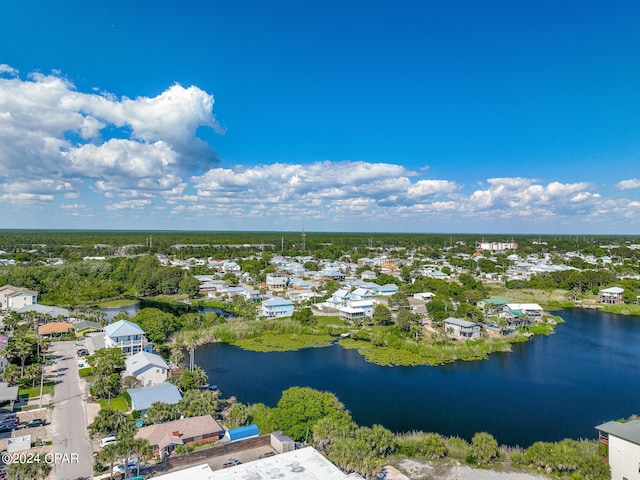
[153,447,355,480]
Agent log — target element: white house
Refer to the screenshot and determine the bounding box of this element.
[104,320,148,356]
[0,285,38,311]
[599,286,624,304]
[504,303,544,321]
[443,317,481,339]
[124,351,169,386]
[596,419,640,480]
[325,289,351,308]
[261,297,294,318]
[266,273,288,290]
[338,300,374,323]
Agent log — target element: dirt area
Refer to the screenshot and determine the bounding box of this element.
[395,459,550,480]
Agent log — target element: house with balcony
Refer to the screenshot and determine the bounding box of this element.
[261,297,294,318]
[443,317,481,339]
[104,319,149,356]
[599,287,624,304]
[596,419,640,480]
[266,273,288,290]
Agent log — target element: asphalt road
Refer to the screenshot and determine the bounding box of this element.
[51,341,93,480]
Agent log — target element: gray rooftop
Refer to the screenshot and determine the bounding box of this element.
[128,382,182,412]
[596,420,640,445]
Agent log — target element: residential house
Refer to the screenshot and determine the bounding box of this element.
[374,283,399,296]
[37,322,74,337]
[338,300,374,323]
[351,288,372,302]
[443,317,481,339]
[0,285,37,311]
[241,288,263,303]
[596,419,640,480]
[135,415,224,458]
[104,320,148,356]
[73,320,103,337]
[124,351,169,386]
[504,303,543,322]
[266,273,288,290]
[599,287,624,304]
[325,289,351,308]
[261,297,294,318]
[16,304,69,320]
[127,382,182,416]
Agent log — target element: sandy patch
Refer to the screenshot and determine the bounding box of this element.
[396,459,550,480]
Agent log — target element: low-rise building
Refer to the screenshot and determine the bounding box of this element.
[599,287,624,304]
[261,297,294,318]
[135,415,224,458]
[443,317,481,339]
[0,285,37,311]
[128,382,182,417]
[124,351,169,386]
[596,419,640,480]
[104,320,148,356]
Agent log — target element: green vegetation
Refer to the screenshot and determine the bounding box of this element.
[18,381,54,399]
[98,395,129,412]
[599,303,640,315]
[235,332,335,352]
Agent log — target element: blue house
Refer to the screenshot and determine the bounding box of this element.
[375,283,399,296]
[261,297,294,318]
[127,382,182,416]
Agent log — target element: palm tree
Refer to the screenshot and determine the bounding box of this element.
[185,331,200,371]
[97,443,119,480]
[129,438,152,477]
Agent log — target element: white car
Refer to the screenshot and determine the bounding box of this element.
[100,434,117,447]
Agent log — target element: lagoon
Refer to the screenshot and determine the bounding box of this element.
[196,308,640,447]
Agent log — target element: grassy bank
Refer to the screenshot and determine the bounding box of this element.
[599,304,640,316]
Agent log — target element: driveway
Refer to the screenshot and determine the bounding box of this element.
[51,341,93,480]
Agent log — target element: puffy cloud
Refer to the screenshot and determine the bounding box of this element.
[615,179,640,190]
[0,66,221,203]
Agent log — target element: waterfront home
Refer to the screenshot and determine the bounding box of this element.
[443,317,481,339]
[598,286,624,304]
[128,382,182,416]
[261,297,294,318]
[104,319,148,356]
[338,300,374,323]
[504,303,543,322]
[0,285,37,311]
[351,288,373,302]
[124,351,169,386]
[135,415,224,458]
[596,419,640,480]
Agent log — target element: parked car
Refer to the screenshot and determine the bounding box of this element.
[223,458,241,468]
[25,419,46,428]
[0,424,17,433]
[77,349,89,357]
[100,434,117,447]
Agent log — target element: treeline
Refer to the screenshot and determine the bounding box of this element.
[0,255,198,306]
[506,269,640,302]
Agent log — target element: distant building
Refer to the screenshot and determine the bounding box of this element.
[599,287,624,304]
[0,285,37,311]
[266,273,288,290]
[478,242,518,252]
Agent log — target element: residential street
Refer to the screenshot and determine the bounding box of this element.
[51,341,93,480]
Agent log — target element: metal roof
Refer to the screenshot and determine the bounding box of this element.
[104,319,145,338]
[596,420,640,445]
[128,382,182,412]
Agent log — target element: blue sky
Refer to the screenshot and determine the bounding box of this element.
[1,1,639,234]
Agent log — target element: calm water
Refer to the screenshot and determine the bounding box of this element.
[195,308,640,447]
